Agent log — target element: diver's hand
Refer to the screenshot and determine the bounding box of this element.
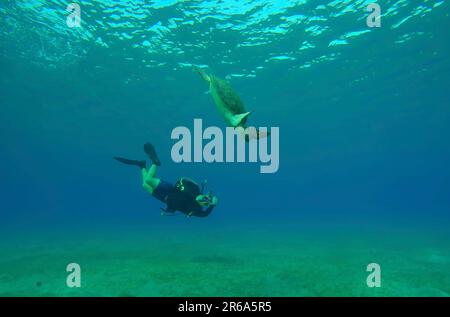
[211,196,218,206]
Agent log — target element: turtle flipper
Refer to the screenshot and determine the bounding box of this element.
[193,66,211,82]
[255,128,270,140]
[230,111,251,127]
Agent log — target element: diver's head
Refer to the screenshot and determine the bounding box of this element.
[196,194,215,207]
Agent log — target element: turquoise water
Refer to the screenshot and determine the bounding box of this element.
[0,0,449,296]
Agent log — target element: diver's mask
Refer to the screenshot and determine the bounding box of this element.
[196,194,213,207]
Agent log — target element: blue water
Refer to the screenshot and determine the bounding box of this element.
[0,0,449,296]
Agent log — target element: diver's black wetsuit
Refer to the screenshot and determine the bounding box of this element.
[162,184,215,217]
[152,179,214,217]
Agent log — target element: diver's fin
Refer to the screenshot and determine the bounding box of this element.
[230,111,251,127]
[144,142,161,166]
[114,157,146,169]
[193,66,211,82]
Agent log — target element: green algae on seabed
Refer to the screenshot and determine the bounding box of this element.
[0,224,449,297]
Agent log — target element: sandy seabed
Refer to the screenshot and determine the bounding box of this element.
[1,221,449,297]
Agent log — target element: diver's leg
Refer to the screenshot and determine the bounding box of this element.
[146,163,158,179]
[144,178,161,194]
[141,164,160,194]
[141,167,148,183]
[141,168,153,193]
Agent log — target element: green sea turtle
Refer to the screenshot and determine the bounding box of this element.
[194,66,253,129]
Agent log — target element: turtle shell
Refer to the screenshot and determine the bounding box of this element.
[210,76,247,115]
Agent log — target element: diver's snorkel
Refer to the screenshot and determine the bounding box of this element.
[201,179,207,194]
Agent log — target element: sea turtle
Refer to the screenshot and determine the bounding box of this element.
[194,66,252,129]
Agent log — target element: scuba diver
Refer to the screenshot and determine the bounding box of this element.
[114,142,218,217]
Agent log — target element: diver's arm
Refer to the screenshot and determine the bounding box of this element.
[191,195,218,217]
